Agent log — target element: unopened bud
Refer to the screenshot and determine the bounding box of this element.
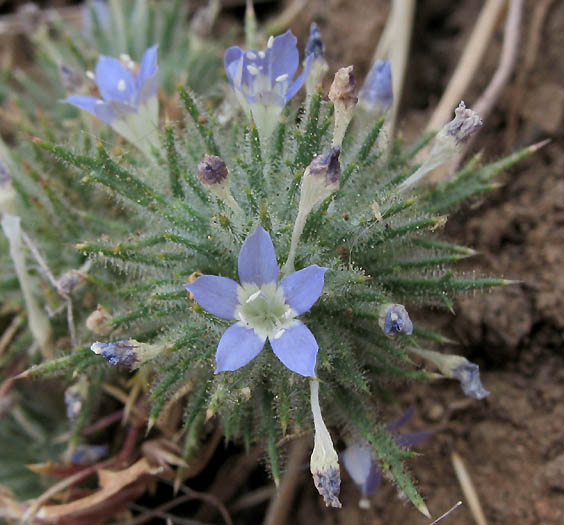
[197,155,241,213]
[70,444,108,464]
[86,305,113,336]
[358,59,393,116]
[399,101,483,191]
[409,347,490,400]
[58,269,87,295]
[305,23,329,97]
[58,62,84,93]
[198,155,229,186]
[309,380,341,508]
[0,159,16,216]
[299,147,341,215]
[329,66,358,147]
[90,339,163,368]
[378,304,413,336]
[64,376,89,419]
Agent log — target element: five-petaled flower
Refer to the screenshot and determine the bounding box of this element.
[185,225,327,377]
[65,45,159,157]
[224,30,312,142]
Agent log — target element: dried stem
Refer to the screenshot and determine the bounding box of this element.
[425,0,507,133]
[264,437,310,525]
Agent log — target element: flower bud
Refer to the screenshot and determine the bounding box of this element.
[198,155,229,186]
[0,159,16,216]
[70,444,108,464]
[57,269,87,295]
[408,347,490,400]
[197,155,241,213]
[64,376,89,420]
[358,59,393,116]
[309,380,341,508]
[304,22,329,97]
[57,62,84,93]
[90,339,163,368]
[329,66,358,147]
[299,147,341,215]
[86,304,113,336]
[399,101,483,191]
[378,303,413,336]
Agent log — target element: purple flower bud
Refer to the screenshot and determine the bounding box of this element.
[308,146,341,188]
[58,62,84,93]
[305,22,325,59]
[91,340,140,367]
[64,377,89,420]
[358,59,393,115]
[198,155,229,186]
[57,269,86,294]
[0,158,10,189]
[70,444,108,464]
[380,304,413,336]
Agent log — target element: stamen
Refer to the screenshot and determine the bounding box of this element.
[246,290,262,303]
[276,74,289,82]
[246,65,259,75]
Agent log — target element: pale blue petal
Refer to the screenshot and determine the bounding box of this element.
[138,74,159,106]
[137,44,159,88]
[92,101,115,124]
[185,275,239,320]
[269,30,299,82]
[396,431,433,448]
[95,56,137,104]
[238,225,278,286]
[65,95,101,116]
[269,321,317,376]
[216,323,265,372]
[387,406,414,431]
[224,46,244,86]
[285,53,313,103]
[341,443,382,497]
[93,100,136,124]
[280,264,327,315]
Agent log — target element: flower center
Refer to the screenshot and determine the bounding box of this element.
[236,282,296,340]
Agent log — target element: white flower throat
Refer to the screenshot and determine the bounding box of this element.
[236,282,297,341]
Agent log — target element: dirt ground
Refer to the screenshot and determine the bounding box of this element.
[1,1,563,524]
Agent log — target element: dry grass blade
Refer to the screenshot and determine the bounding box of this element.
[451,451,487,525]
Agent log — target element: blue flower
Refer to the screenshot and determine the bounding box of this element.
[342,408,431,508]
[224,31,313,141]
[185,225,327,377]
[358,59,393,115]
[65,45,159,156]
